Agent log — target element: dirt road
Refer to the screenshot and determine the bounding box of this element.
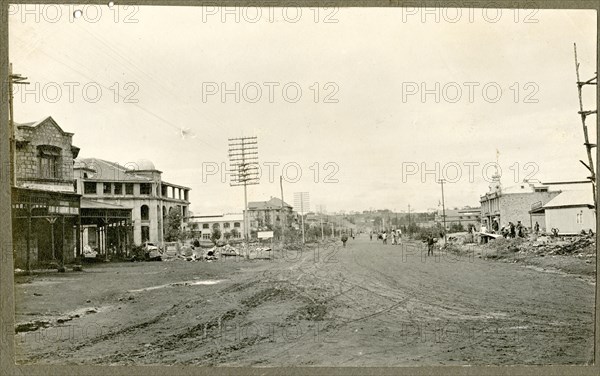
[14,236,595,366]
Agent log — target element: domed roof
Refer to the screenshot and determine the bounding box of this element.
[134,159,156,171]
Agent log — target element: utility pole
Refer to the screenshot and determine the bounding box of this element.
[320,215,324,240]
[318,205,324,241]
[438,179,447,243]
[280,176,285,245]
[573,43,597,212]
[294,192,309,244]
[228,136,259,242]
[8,63,30,186]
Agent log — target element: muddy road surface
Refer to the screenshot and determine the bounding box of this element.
[14,236,595,366]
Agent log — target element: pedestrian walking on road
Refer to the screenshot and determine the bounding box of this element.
[341,234,348,247]
[392,231,398,245]
[382,231,388,245]
[509,222,516,238]
[426,235,435,256]
[534,221,540,234]
[370,232,373,241]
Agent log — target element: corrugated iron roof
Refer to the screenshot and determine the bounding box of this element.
[543,190,595,209]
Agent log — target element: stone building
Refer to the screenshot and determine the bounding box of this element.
[480,176,561,232]
[11,116,81,269]
[74,158,191,247]
[247,197,294,233]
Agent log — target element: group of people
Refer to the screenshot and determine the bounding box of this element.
[370,230,403,245]
[497,220,527,238]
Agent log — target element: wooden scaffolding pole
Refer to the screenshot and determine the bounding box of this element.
[573,43,598,213]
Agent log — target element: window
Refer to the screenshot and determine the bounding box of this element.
[577,211,583,224]
[140,183,152,195]
[213,223,220,229]
[84,182,97,194]
[234,222,241,228]
[224,222,231,229]
[141,205,149,221]
[202,234,210,240]
[125,183,134,195]
[114,183,122,195]
[39,153,59,178]
[37,146,61,179]
[103,183,112,194]
[202,224,209,229]
[74,179,78,193]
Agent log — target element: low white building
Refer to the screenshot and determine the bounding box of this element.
[188,214,244,241]
[543,190,595,234]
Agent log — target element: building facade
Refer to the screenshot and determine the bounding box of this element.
[11,117,81,269]
[542,190,595,234]
[435,207,481,231]
[188,214,244,241]
[480,177,561,232]
[74,158,191,246]
[247,197,294,233]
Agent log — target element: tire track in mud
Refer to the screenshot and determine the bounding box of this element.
[343,240,594,365]
[254,245,418,362]
[93,264,339,365]
[24,300,188,363]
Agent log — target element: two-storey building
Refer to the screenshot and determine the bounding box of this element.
[74,158,191,246]
[480,175,560,232]
[247,197,294,233]
[11,116,81,270]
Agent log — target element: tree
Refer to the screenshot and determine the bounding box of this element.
[211,228,222,244]
[224,232,232,241]
[449,222,465,233]
[373,216,383,227]
[165,209,183,241]
[230,228,240,239]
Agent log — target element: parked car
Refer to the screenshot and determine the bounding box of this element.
[143,242,163,261]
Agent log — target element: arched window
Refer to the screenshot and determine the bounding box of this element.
[224,222,231,229]
[212,223,220,230]
[141,205,149,221]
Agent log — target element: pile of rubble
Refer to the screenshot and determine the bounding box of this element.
[530,234,596,256]
[481,234,596,257]
[163,243,273,262]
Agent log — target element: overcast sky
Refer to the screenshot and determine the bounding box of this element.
[9,6,597,214]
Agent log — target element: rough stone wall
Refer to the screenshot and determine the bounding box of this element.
[16,120,75,186]
[499,192,561,228]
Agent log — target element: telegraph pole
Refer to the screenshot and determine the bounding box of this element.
[438,179,447,243]
[8,64,30,186]
[573,43,597,212]
[320,215,324,241]
[228,136,259,242]
[294,192,309,244]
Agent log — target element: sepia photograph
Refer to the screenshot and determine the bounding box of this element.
[2,1,599,373]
